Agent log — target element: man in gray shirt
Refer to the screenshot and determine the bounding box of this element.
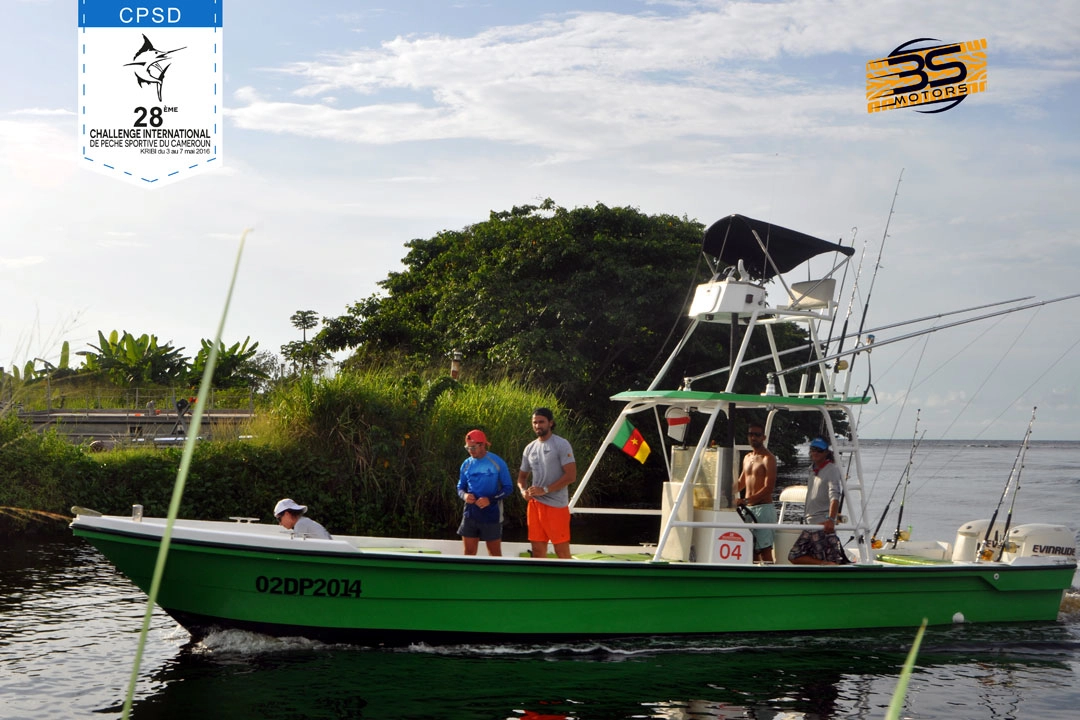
[274,498,332,540]
[517,407,576,559]
[788,438,846,565]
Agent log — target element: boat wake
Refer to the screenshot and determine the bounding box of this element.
[173,587,1080,660]
[1059,589,1080,623]
[189,628,330,656]
[176,609,1080,665]
[402,639,753,659]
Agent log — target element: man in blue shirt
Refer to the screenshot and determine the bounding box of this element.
[457,429,514,556]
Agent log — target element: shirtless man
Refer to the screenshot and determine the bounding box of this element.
[736,422,778,562]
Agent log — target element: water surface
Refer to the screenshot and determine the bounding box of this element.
[2,441,1078,719]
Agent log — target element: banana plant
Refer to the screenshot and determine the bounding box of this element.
[77,330,189,385]
[187,337,268,388]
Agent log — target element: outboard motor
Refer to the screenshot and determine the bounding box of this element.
[1000,524,1077,564]
[952,519,1009,562]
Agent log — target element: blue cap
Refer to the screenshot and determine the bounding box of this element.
[809,438,829,450]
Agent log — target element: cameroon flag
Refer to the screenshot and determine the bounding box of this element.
[612,419,650,463]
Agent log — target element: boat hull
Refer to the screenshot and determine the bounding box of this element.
[72,520,1074,645]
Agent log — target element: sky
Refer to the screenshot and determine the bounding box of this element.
[2,0,1080,441]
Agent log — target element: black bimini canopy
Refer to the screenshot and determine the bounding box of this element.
[702,214,854,280]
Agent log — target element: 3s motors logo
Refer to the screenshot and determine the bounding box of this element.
[866,38,987,114]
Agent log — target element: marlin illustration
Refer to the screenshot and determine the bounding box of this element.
[123,34,186,103]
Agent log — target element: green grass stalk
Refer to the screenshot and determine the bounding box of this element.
[885,618,928,720]
[121,230,249,720]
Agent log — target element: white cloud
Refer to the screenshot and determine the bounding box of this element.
[0,256,45,269]
[227,1,1080,167]
[8,108,75,116]
[4,0,1080,438]
[97,235,145,249]
[0,119,80,189]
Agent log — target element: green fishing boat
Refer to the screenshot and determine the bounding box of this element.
[71,214,1077,645]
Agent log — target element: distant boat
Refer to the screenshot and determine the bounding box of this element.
[71,214,1077,645]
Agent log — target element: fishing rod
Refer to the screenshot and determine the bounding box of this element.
[833,228,864,343]
[889,410,923,549]
[994,406,1037,561]
[685,296,1035,388]
[846,169,903,385]
[826,228,867,386]
[816,226,858,368]
[772,292,1080,380]
[869,413,924,548]
[824,226,860,349]
[978,406,1037,561]
[839,296,1032,343]
[810,227,857,433]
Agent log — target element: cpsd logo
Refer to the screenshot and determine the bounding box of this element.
[119,7,183,24]
[866,38,987,114]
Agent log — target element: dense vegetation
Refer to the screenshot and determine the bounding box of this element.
[4,333,273,391]
[318,200,708,418]
[316,200,825,453]
[2,200,832,536]
[0,373,564,537]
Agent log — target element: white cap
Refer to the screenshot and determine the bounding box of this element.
[274,498,307,518]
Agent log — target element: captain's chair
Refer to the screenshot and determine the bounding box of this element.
[783,278,837,311]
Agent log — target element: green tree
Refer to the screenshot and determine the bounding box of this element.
[187,337,268,389]
[283,310,331,374]
[76,330,189,385]
[291,310,319,343]
[321,201,712,413]
[318,200,824,458]
[11,342,78,385]
[281,340,332,375]
[250,350,285,390]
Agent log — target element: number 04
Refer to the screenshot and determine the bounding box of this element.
[718,542,742,560]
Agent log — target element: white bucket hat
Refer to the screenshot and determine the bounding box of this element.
[274,498,307,518]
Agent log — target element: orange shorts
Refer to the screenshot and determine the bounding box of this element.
[527,500,571,545]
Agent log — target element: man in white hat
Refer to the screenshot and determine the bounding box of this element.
[274,498,332,540]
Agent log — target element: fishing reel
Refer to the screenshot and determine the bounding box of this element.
[978,540,1018,562]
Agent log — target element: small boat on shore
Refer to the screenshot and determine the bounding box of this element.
[71,214,1077,645]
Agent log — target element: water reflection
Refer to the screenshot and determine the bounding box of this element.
[3,536,1079,720]
[119,625,1080,720]
[0,536,182,720]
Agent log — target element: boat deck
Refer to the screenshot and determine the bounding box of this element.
[73,514,1077,571]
